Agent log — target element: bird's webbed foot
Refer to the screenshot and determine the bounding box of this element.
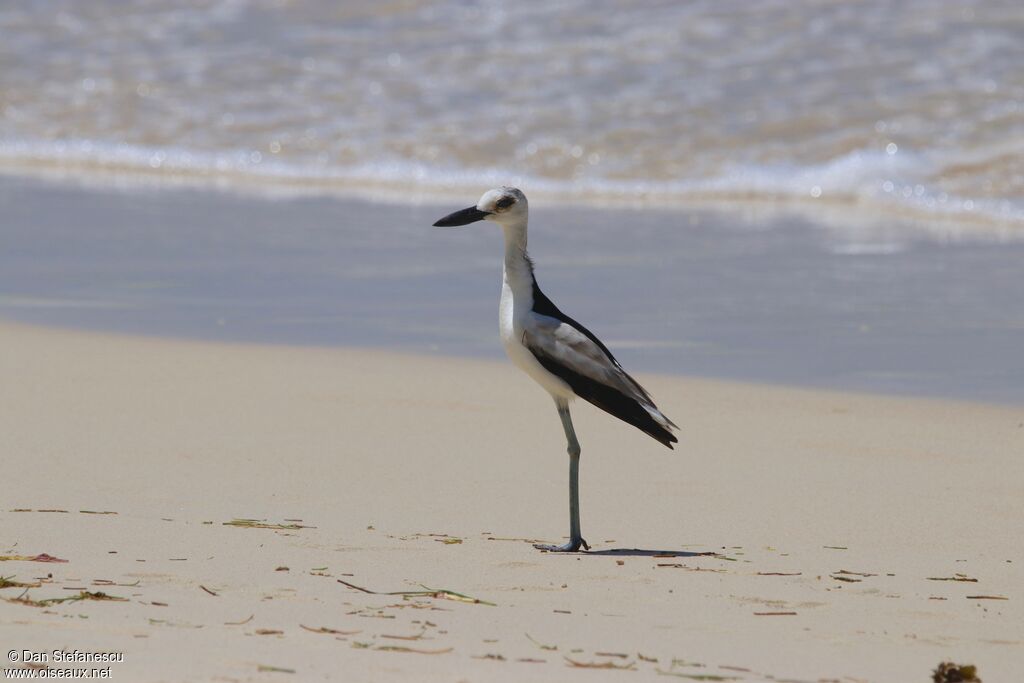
[533,537,590,552]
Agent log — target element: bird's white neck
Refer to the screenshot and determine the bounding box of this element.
[501,219,534,296]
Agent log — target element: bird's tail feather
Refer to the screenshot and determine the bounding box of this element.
[534,356,678,448]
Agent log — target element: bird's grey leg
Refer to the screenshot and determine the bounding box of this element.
[535,400,590,552]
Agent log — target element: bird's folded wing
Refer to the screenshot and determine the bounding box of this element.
[525,314,656,408]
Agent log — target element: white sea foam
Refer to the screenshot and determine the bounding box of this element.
[2,137,1020,238]
[1,0,1022,235]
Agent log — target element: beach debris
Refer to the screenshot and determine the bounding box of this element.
[473,653,506,661]
[566,657,636,670]
[199,585,218,596]
[835,569,877,577]
[401,532,459,541]
[0,576,41,589]
[299,625,361,635]
[347,607,397,619]
[638,653,658,663]
[62,590,128,603]
[0,553,68,563]
[965,595,1007,600]
[1,592,42,607]
[224,614,254,625]
[276,566,289,571]
[373,645,452,655]
[255,629,283,636]
[656,564,726,573]
[148,617,203,629]
[336,579,495,606]
[756,572,802,576]
[256,664,295,674]
[655,671,737,681]
[753,611,797,616]
[831,575,861,583]
[518,658,546,663]
[932,662,980,683]
[3,589,127,607]
[79,510,118,515]
[92,579,140,587]
[222,518,313,530]
[927,574,978,582]
[484,535,547,543]
[381,628,428,641]
[525,633,557,651]
[823,545,848,550]
[438,538,463,545]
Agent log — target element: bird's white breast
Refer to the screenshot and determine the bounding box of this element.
[499,268,574,400]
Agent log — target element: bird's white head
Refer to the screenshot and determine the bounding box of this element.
[432,187,528,228]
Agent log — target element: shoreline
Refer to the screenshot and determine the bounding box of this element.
[2,175,1023,405]
[1,319,1021,682]
[2,161,1022,241]
[5,315,1024,412]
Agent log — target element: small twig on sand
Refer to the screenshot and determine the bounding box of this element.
[0,576,41,589]
[299,625,361,635]
[3,590,127,607]
[222,518,314,530]
[336,579,495,606]
[565,657,636,670]
[0,553,68,563]
[256,664,294,674]
[375,645,452,655]
[224,614,254,625]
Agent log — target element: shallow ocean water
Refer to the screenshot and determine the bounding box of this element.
[1,3,1022,403]
[2,176,1021,404]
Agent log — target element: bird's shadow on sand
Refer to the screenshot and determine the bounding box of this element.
[558,548,717,558]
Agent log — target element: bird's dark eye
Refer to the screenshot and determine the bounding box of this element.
[496,196,515,210]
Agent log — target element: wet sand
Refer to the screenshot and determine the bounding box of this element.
[1,320,1021,682]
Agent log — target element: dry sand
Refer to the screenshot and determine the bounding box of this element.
[1,320,1021,682]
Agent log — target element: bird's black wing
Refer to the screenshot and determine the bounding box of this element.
[523,306,678,449]
[531,280,656,403]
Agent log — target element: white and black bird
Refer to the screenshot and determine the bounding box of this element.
[433,187,678,552]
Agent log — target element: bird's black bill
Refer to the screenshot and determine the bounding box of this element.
[432,206,490,227]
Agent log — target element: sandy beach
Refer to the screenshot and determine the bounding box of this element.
[1,319,1021,682]
[3,2,1023,681]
